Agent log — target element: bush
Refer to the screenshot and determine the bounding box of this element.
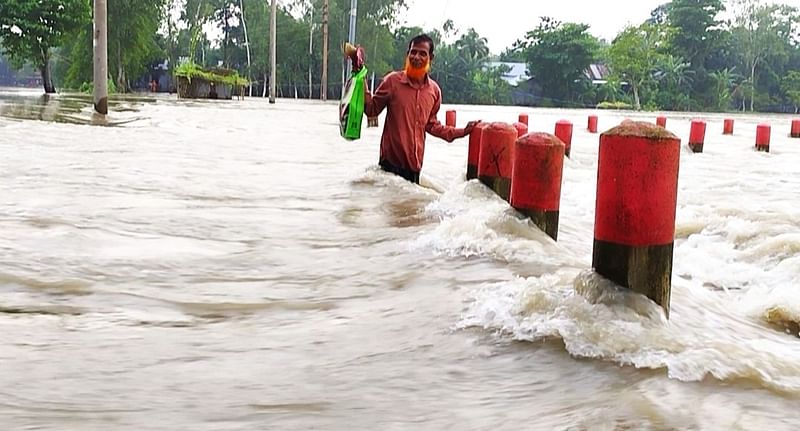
[174,62,248,87]
[77,78,117,94]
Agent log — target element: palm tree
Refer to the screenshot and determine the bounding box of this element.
[658,55,694,110]
[709,67,742,111]
[455,28,490,62]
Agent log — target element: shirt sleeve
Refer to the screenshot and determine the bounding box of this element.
[425,88,465,142]
[364,74,391,118]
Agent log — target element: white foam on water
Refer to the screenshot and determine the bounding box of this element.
[410,109,800,393]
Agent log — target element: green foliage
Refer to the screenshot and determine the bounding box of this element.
[55,0,167,92]
[518,17,600,104]
[174,62,249,86]
[608,24,663,110]
[731,0,798,111]
[109,0,167,91]
[0,0,90,92]
[0,0,89,69]
[77,78,118,94]
[708,67,741,111]
[425,24,510,105]
[782,71,800,111]
[666,0,725,68]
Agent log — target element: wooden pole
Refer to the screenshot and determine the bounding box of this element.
[321,0,328,101]
[269,0,277,104]
[93,0,108,115]
[308,8,313,99]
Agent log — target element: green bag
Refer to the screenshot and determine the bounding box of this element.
[339,67,368,140]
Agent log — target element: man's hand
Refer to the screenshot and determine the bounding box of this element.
[344,43,366,72]
[463,120,481,135]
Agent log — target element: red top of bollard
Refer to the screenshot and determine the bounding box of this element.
[602,120,678,141]
[485,122,518,135]
[556,119,572,125]
[517,132,565,148]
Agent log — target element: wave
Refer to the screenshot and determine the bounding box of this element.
[457,271,800,394]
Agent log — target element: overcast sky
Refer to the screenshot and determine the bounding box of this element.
[399,0,800,54]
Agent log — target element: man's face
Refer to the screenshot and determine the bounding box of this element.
[407,41,431,69]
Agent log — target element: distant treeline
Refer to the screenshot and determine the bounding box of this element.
[1,0,799,112]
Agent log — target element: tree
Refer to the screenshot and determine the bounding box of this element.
[436,27,491,103]
[731,1,798,111]
[709,67,740,111]
[519,17,600,105]
[665,0,725,105]
[0,0,90,93]
[666,0,725,68]
[656,54,694,110]
[608,24,663,110]
[782,71,800,113]
[57,0,167,92]
[455,28,489,62]
[498,41,525,62]
[109,0,166,92]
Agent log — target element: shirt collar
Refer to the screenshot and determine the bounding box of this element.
[399,71,430,88]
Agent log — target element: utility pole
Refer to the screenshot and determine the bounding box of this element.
[348,0,357,44]
[240,0,252,97]
[308,8,313,99]
[321,0,328,101]
[269,0,277,104]
[93,0,108,116]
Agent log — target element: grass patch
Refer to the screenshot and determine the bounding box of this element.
[597,101,633,110]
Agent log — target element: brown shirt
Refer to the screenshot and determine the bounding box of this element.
[364,71,466,173]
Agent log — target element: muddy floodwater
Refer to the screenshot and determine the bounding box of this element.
[1,88,799,430]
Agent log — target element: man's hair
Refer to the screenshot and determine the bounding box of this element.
[407,34,435,57]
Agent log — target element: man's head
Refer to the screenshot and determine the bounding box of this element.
[405,34,434,80]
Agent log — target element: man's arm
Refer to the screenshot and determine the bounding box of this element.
[364,74,392,118]
[425,91,468,142]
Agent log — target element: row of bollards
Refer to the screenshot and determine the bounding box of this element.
[447,108,799,318]
[681,117,800,154]
[463,114,679,318]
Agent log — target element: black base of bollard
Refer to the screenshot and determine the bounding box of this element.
[518,208,559,241]
[688,143,704,153]
[756,145,770,153]
[478,175,511,202]
[466,164,478,181]
[592,239,674,318]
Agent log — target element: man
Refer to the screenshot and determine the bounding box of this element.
[360,34,478,184]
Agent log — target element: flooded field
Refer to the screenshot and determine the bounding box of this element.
[1,88,799,430]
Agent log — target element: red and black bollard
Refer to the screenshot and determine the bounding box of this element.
[554,120,574,157]
[756,124,771,152]
[723,118,734,135]
[791,119,800,138]
[588,115,598,133]
[510,133,565,240]
[467,122,489,180]
[593,121,681,318]
[689,119,706,153]
[656,116,667,128]
[478,122,517,201]
[445,110,456,127]
[518,113,529,126]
